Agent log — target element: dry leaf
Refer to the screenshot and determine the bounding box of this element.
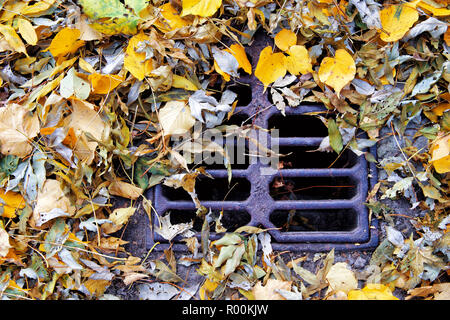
[89,73,123,94]
[17,19,37,46]
[109,207,136,227]
[318,49,355,97]
[253,279,292,300]
[124,33,154,81]
[255,46,287,90]
[348,283,399,300]
[159,101,196,136]
[0,24,27,55]
[0,103,40,157]
[46,27,85,58]
[33,179,76,227]
[379,3,419,42]
[0,228,11,257]
[181,0,222,17]
[108,180,143,200]
[275,28,297,52]
[0,189,26,219]
[429,133,449,173]
[325,262,358,294]
[286,45,313,75]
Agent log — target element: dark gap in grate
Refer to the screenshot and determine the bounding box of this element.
[269,176,357,200]
[188,137,250,170]
[161,177,251,201]
[166,209,251,232]
[270,208,358,232]
[278,146,358,169]
[268,114,328,137]
[228,83,252,106]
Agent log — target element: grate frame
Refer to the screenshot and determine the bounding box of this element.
[145,33,378,251]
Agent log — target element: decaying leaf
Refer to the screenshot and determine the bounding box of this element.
[252,279,292,300]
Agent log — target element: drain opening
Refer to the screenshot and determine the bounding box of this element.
[162,177,251,201]
[268,114,328,137]
[269,176,357,200]
[166,209,251,232]
[269,208,357,232]
[278,146,358,169]
[228,83,252,106]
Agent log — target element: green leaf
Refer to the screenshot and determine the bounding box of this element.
[328,119,343,154]
[79,0,148,35]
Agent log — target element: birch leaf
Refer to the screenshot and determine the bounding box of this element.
[255,46,287,90]
[159,101,196,136]
[181,0,222,17]
[318,49,355,97]
[379,3,419,42]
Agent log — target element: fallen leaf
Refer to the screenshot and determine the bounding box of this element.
[275,28,297,52]
[325,262,358,294]
[109,207,136,227]
[225,44,252,75]
[108,180,143,200]
[0,103,40,157]
[0,227,11,257]
[379,2,419,42]
[0,189,26,218]
[181,0,222,17]
[318,49,355,97]
[59,67,91,100]
[255,46,287,90]
[88,73,123,94]
[286,45,313,75]
[253,279,292,300]
[159,100,196,136]
[430,133,449,173]
[46,27,85,58]
[348,283,399,300]
[33,179,76,227]
[0,24,27,55]
[124,33,154,81]
[17,19,37,46]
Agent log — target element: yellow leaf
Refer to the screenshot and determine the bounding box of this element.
[379,3,419,42]
[159,101,196,136]
[79,58,96,74]
[46,27,85,58]
[274,28,297,52]
[214,60,231,82]
[252,279,292,300]
[0,189,26,219]
[172,74,199,91]
[225,44,252,75]
[0,103,39,157]
[21,0,57,16]
[124,33,154,81]
[430,133,450,173]
[348,283,399,300]
[157,3,190,31]
[286,45,313,75]
[318,49,355,97]
[83,279,111,296]
[109,207,136,226]
[181,0,222,17]
[108,180,143,200]
[17,19,37,46]
[199,279,219,300]
[417,1,450,16]
[32,179,76,226]
[325,262,358,294]
[88,73,123,94]
[0,24,27,55]
[255,46,287,90]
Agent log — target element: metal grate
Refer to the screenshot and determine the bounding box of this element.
[145,35,378,252]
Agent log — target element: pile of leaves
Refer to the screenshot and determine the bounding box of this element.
[0,0,448,300]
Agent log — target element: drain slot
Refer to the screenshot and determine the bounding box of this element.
[278,146,357,169]
[162,177,251,201]
[269,208,357,232]
[268,114,328,137]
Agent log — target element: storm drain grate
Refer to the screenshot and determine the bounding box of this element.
[145,36,378,252]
